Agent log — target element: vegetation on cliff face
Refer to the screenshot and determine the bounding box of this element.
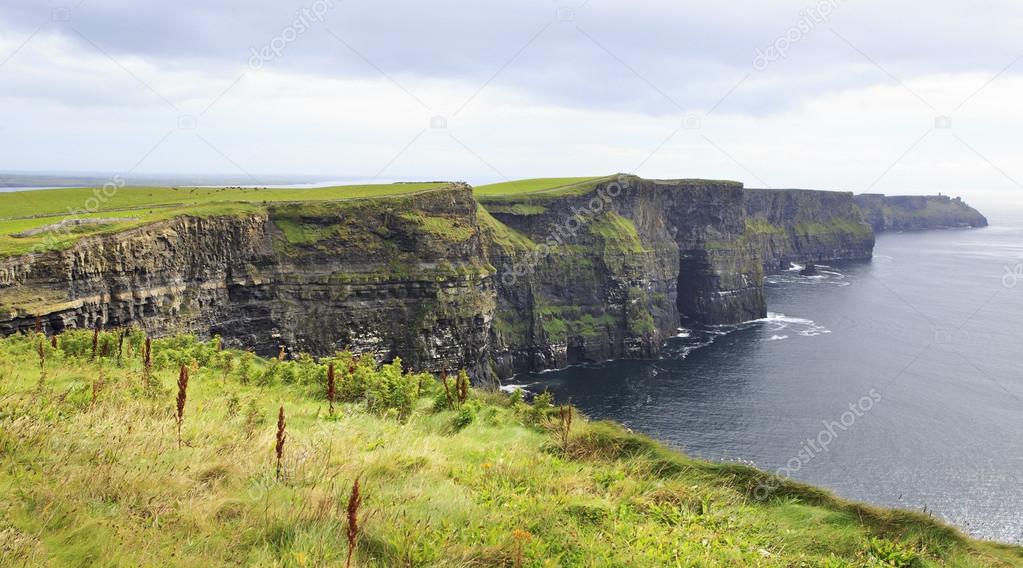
[2,330,1020,567]
[475,205,536,253]
[589,212,648,255]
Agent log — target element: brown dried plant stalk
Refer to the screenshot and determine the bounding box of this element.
[441,370,454,407]
[142,337,152,389]
[176,364,189,449]
[92,367,105,410]
[278,345,286,361]
[456,370,469,405]
[511,529,533,568]
[275,406,287,481]
[327,363,337,416]
[50,335,57,349]
[345,477,363,568]
[559,405,573,452]
[90,326,99,360]
[37,337,45,369]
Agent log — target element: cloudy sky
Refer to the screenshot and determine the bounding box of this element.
[1,0,1021,207]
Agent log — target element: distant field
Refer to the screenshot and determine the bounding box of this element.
[0,183,450,256]
[473,176,610,199]
[0,183,450,220]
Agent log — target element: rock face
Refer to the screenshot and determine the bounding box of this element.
[854,194,988,232]
[0,177,895,382]
[0,187,497,380]
[480,178,875,374]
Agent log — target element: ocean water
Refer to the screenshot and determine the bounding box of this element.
[510,212,1023,544]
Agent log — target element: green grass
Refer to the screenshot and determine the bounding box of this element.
[0,184,450,220]
[399,212,477,242]
[0,183,450,256]
[794,218,874,238]
[589,212,648,254]
[1,330,1020,567]
[479,204,549,216]
[744,217,786,235]
[473,177,610,201]
[475,205,537,252]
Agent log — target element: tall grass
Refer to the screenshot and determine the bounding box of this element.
[0,329,1018,567]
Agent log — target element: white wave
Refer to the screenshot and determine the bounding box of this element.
[760,312,815,325]
[758,312,831,337]
[764,334,789,341]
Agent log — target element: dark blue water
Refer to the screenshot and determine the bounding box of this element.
[511,212,1023,544]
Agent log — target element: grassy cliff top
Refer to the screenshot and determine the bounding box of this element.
[0,183,452,256]
[0,330,1020,567]
[473,176,611,200]
[474,176,748,206]
[0,183,452,219]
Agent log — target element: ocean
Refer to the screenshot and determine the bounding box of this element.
[510,211,1023,544]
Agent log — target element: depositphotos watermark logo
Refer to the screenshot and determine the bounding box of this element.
[248,0,335,70]
[500,175,632,286]
[1003,264,1023,289]
[752,0,843,72]
[30,174,127,254]
[754,388,881,501]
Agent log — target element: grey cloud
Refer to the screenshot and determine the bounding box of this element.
[2,0,1022,115]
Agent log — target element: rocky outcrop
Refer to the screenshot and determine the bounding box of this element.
[479,177,875,373]
[0,186,497,380]
[854,194,988,232]
[0,176,892,382]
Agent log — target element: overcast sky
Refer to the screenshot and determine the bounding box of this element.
[1,0,1022,208]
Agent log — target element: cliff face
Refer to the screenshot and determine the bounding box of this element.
[0,187,497,380]
[480,178,874,373]
[0,178,877,382]
[854,194,988,232]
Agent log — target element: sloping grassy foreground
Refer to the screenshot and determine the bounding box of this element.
[0,331,1019,567]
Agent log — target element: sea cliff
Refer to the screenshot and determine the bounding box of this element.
[854,193,988,231]
[1,177,978,382]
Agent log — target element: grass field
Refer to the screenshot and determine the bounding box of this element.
[0,183,450,256]
[1,329,1020,567]
[473,177,610,200]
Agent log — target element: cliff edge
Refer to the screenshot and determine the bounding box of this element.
[854,194,988,232]
[1,177,988,383]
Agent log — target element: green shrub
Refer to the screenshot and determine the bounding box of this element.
[867,537,919,567]
[525,390,555,424]
[452,400,480,430]
[365,359,417,418]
